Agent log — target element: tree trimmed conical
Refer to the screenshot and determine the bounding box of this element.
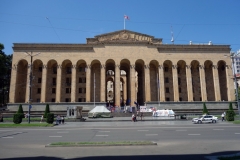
[17,104,24,118]
[44,104,50,118]
[202,103,209,115]
[228,102,235,116]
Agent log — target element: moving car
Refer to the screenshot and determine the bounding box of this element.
[192,115,218,124]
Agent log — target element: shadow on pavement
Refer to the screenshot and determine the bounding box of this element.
[1,151,240,160]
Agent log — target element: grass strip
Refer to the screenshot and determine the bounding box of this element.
[49,141,156,147]
[232,120,240,124]
[0,123,54,127]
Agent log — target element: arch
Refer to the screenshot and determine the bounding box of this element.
[163,60,173,101]
[90,60,101,102]
[75,60,87,102]
[177,60,188,101]
[190,60,201,101]
[15,59,28,103]
[218,60,228,101]
[149,60,159,101]
[204,60,215,101]
[32,59,43,102]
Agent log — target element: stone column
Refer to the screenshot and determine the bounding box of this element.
[226,65,235,101]
[172,65,179,101]
[212,65,221,101]
[40,64,47,102]
[86,65,91,102]
[159,65,165,101]
[123,77,127,103]
[56,64,62,102]
[100,64,106,102]
[144,65,151,102]
[186,65,193,101]
[130,64,136,106]
[199,65,207,101]
[9,65,17,103]
[115,64,120,106]
[25,64,31,103]
[71,65,76,102]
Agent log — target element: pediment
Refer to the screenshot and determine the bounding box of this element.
[87,30,162,44]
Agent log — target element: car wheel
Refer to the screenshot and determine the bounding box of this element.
[213,120,216,123]
[198,120,201,124]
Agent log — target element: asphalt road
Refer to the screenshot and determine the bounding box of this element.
[0,120,239,160]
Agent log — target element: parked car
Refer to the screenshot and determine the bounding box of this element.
[192,115,218,124]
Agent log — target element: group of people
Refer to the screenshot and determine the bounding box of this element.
[132,111,144,122]
[56,115,65,125]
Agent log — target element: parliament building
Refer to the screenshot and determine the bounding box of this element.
[8,30,235,112]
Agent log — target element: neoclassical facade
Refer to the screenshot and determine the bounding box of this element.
[8,30,235,111]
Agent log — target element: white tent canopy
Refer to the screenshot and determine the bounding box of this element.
[89,106,111,113]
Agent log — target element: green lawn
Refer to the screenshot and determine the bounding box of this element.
[0,123,54,127]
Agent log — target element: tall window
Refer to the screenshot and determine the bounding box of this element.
[66,88,71,94]
[38,78,42,83]
[165,87,169,93]
[37,88,41,94]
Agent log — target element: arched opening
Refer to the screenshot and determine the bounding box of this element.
[76,60,87,102]
[177,60,188,101]
[204,60,215,101]
[163,60,173,101]
[32,59,43,102]
[61,60,72,102]
[218,60,228,101]
[191,60,201,101]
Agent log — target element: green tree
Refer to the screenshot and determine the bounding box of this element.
[228,102,236,116]
[44,104,50,118]
[0,43,12,105]
[17,104,24,118]
[202,103,209,115]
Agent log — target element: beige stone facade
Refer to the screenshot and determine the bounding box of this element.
[9,30,235,110]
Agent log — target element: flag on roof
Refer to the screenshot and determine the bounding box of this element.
[124,15,130,20]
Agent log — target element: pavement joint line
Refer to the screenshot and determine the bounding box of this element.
[138,130,149,131]
[188,134,201,135]
[235,133,240,134]
[213,129,224,130]
[98,131,110,132]
[2,137,13,138]
[57,132,69,133]
[176,130,187,131]
[95,135,109,136]
[145,134,158,136]
[49,136,62,137]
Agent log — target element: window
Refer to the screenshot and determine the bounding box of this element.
[38,78,42,83]
[65,98,71,102]
[66,67,72,74]
[51,98,55,102]
[164,67,168,72]
[178,78,181,85]
[78,98,82,102]
[179,87,181,93]
[179,97,182,101]
[165,77,169,83]
[37,88,41,94]
[53,67,57,74]
[37,98,40,102]
[165,87,169,93]
[79,88,82,93]
[52,88,56,94]
[79,67,85,72]
[66,78,71,86]
[177,68,180,74]
[39,67,42,72]
[79,78,82,83]
[83,88,86,93]
[52,78,56,86]
[66,88,71,93]
[165,97,170,101]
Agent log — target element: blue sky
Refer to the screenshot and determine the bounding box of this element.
[1,0,240,55]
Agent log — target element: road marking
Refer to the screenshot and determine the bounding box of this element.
[96,135,108,136]
[57,131,69,133]
[145,134,158,136]
[2,137,13,138]
[49,136,62,137]
[0,130,13,132]
[213,129,224,130]
[188,134,201,135]
[138,130,149,132]
[98,131,110,132]
[176,130,187,131]
[235,133,240,134]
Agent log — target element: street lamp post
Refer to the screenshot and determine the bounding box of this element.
[230,52,240,119]
[25,52,40,124]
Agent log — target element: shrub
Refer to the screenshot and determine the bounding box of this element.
[226,110,235,121]
[17,104,24,118]
[202,103,209,115]
[44,104,50,118]
[13,113,23,124]
[46,113,54,124]
[228,102,236,116]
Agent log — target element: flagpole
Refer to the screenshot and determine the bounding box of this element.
[157,73,160,110]
[124,16,125,30]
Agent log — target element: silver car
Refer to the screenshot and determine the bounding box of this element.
[192,115,218,124]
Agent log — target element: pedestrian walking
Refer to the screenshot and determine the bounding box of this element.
[61,116,64,124]
[221,113,225,121]
[40,115,43,123]
[140,112,144,121]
